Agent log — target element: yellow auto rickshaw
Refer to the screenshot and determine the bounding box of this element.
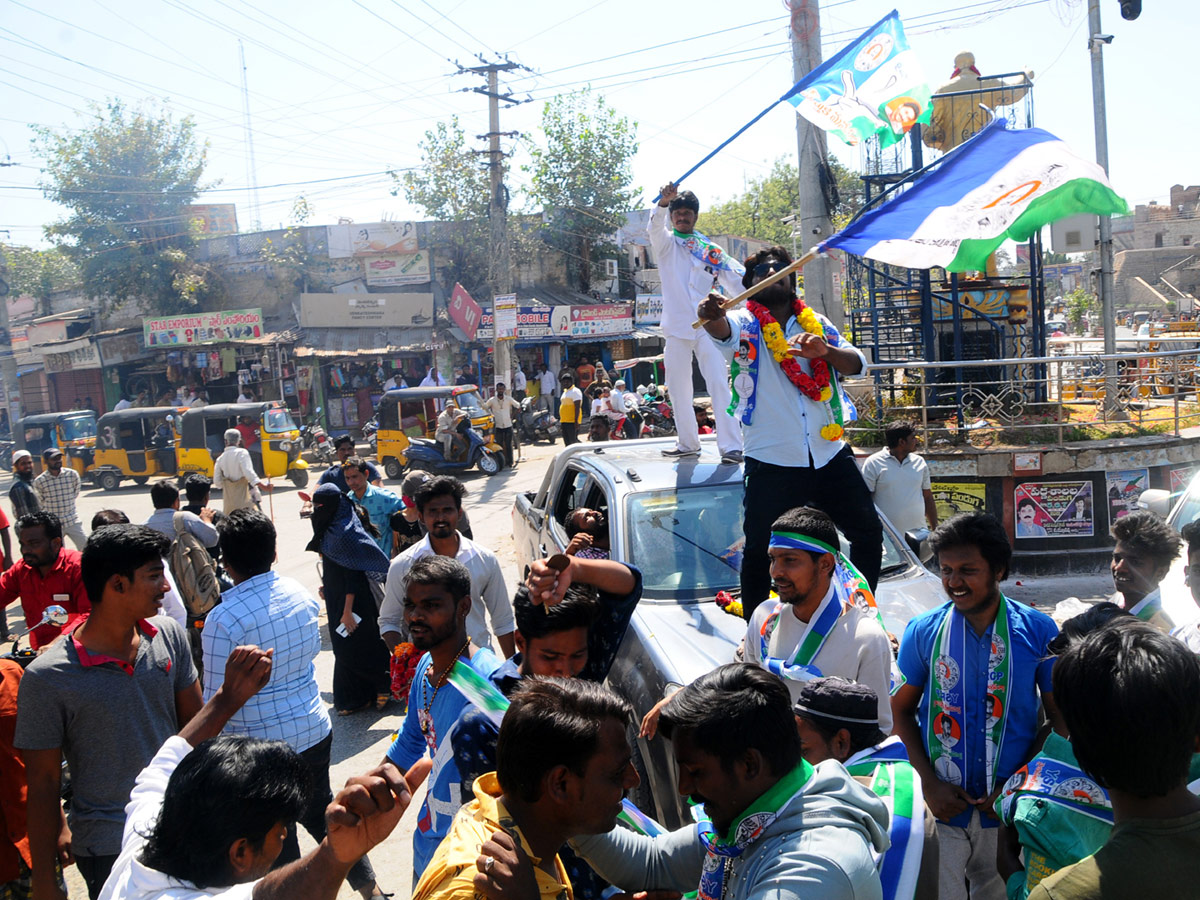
[177,402,310,488]
[14,411,97,476]
[374,385,499,480]
[91,407,186,491]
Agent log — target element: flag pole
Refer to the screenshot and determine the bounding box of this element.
[691,248,820,329]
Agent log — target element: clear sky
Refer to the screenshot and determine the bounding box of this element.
[1,0,1195,249]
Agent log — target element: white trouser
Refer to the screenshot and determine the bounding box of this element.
[937,812,1006,900]
[62,520,86,550]
[663,333,742,454]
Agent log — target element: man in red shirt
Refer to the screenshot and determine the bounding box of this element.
[0,512,88,649]
[234,416,259,449]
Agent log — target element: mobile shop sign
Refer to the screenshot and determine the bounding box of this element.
[475,306,554,341]
[144,308,264,346]
[364,251,431,286]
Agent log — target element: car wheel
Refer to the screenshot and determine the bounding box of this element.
[383,457,403,480]
[477,451,501,476]
[97,471,120,492]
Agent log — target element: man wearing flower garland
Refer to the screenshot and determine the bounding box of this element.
[652,183,745,463]
[698,244,883,614]
[891,512,1059,900]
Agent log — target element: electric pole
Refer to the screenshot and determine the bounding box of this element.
[460,59,524,390]
[789,0,842,329]
[0,244,19,423]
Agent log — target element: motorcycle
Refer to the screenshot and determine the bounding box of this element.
[518,397,560,444]
[403,424,505,476]
[5,604,69,668]
[637,399,676,437]
[300,407,335,464]
[361,416,379,454]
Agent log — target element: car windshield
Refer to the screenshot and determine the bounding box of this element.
[626,486,908,599]
[455,391,486,417]
[61,416,96,441]
[263,408,296,432]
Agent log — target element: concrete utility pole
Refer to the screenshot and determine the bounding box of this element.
[1087,0,1123,417]
[463,60,522,390]
[0,246,19,423]
[789,0,842,329]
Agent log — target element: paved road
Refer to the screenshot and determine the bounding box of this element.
[0,438,1114,899]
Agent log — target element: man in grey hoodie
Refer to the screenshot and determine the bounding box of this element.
[470,663,889,900]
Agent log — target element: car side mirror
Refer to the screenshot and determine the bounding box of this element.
[905,527,932,563]
[1138,488,1171,518]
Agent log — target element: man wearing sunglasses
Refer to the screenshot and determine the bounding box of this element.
[698,245,883,616]
[651,182,746,463]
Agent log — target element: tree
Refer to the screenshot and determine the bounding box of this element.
[394,116,492,301]
[701,156,864,248]
[1065,287,1096,333]
[34,99,226,315]
[259,195,321,292]
[525,90,639,291]
[2,245,80,310]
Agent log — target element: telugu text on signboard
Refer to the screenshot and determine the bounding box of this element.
[550,304,633,338]
[143,309,263,347]
[931,482,987,522]
[635,294,663,326]
[493,295,518,342]
[43,339,102,374]
[1014,481,1094,539]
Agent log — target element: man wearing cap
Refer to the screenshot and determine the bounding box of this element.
[743,505,893,730]
[33,449,85,549]
[652,182,745,463]
[795,677,940,900]
[212,429,267,514]
[8,450,40,521]
[317,435,382,492]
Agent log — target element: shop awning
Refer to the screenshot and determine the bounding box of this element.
[294,326,434,358]
[631,326,664,341]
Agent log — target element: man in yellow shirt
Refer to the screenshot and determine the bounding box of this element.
[558,375,584,446]
[411,679,638,900]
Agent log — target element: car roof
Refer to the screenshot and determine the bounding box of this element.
[554,437,744,491]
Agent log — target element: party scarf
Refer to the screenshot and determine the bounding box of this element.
[696,762,814,900]
[996,751,1113,827]
[673,230,746,276]
[1128,588,1174,632]
[926,594,1014,789]
[845,737,926,900]
[728,313,763,425]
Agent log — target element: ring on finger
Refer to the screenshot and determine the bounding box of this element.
[485,856,495,874]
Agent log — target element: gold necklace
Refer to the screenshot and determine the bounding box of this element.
[421,636,471,734]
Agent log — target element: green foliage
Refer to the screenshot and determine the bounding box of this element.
[395,117,492,301]
[700,156,863,248]
[2,245,81,304]
[1065,287,1095,333]
[33,99,225,315]
[525,90,639,291]
[259,195,320,291]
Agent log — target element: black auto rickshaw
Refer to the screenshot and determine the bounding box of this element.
[177,402,309,487]
[91,407,186,491]
[14,411,97,476]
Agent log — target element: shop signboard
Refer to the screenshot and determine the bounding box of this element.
[1106,468,1150,524]
[635,294,663,326]
[143,308,264,346]
[550,304,633,338]
[363,251,431,286]
[299,294,433,328]
[96,331,149,367]
[448,283,482,342]
[43,339,101,374]
[326,222,418,259]
[494,294,518,341]
[1014,481,1094,539]
[931,481,987,522]
[476,306,553,342]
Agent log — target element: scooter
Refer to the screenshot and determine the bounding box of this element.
[403,425,505,476]
[518,397,560,443]
[4,605,69,668]
[300,407,335,464]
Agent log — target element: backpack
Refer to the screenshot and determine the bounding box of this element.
[169,511,221,618]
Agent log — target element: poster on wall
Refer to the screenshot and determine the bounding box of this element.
[326,222,418,258]
[1170,465,1199,496]
[1014,481,1094,539]
[1106,468,1150,524]
[493,294,518,341]
[363,251,430,286]
[931,482,987,522]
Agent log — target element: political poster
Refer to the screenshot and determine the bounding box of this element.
[1106,468,1150,525]
[1014,481,1094,539]
[931,482,987,522]
[1170,465,1199,497]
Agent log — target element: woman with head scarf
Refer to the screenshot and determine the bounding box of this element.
[307,483,392,714]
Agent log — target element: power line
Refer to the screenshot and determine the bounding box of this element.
[0,169,403,196]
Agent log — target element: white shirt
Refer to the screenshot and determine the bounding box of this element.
[648,204,746,339]
[745,584,894,731]
[420,369,447,387]
[113,398,133,411]
[161,561,188,627]
[212,446,259,488]
[98,735,258,900]
[860,448,932,535]
[379,533,515,651]
[483,394,520,430]
[711,307,867,468]
[539,370,557,395]
[236,392,254,403]
[384,376,399,391]
[559,386,584,424]
[513,369,526,391]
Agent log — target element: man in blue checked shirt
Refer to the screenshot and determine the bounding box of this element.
[344,456,403,557]
[202,508,390,900]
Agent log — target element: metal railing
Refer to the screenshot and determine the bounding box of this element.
[847,346,1200,449]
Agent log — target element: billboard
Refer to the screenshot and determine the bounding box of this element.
[326,222,418,258]
[550,304,633,338]
[143,309,264,346]
[186,204,238,235]
[363,251,431,286]
[298,293,433,329]
[635,294,663,326]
